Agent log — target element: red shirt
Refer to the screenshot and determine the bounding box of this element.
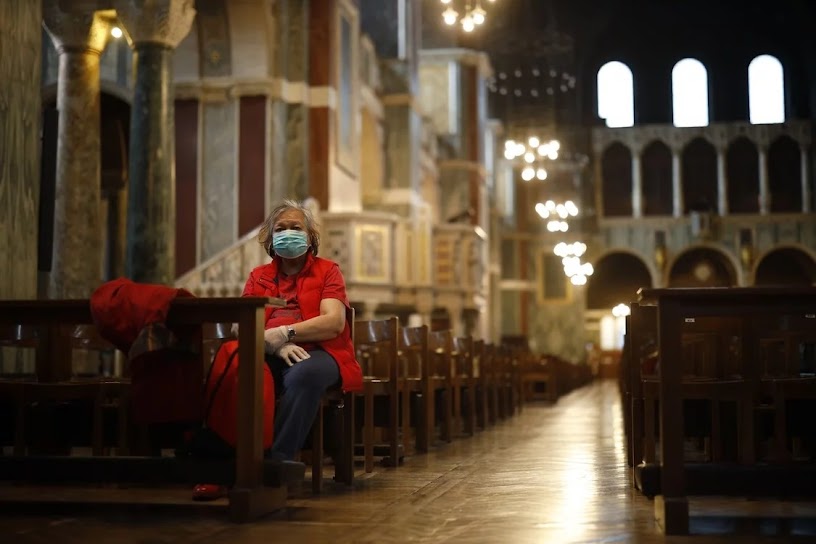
[259,265,347,329]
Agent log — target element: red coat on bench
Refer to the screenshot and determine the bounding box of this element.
[90,278,202,424]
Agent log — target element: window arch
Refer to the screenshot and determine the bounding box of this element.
[749,54,785,124]
[597,61,634,128]
[672,58,709,127]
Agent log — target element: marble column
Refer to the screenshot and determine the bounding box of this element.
[631,153,643,218]
[270,0,310,202]
[43,3,109,298]
[0,1,42,301]
[758,147,770,214]
[115,0,195,284]
[671,150,683,217]
[801,146,811,213]
[716,147,728,215]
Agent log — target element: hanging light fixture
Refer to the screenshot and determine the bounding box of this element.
[439,0,495,30]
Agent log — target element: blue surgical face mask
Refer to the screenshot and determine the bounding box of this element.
[272,230,309,259]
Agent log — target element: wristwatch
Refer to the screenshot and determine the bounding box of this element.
[286,325,296,340]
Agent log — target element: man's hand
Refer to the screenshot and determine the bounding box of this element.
[276,343,311,366]
[263,326,289,355]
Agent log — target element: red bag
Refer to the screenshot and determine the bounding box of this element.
[204,340,275,449]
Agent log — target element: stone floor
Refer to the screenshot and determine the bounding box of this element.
[2,380,816,543]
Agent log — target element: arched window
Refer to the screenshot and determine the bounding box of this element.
[597,61,634,128]
[672,58,709,127]
[749,55,785,124]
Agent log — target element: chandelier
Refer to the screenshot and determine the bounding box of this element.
[503,136,560,182]
[440,0,497,32]
[535,199,578,232]
[553,242,594,286]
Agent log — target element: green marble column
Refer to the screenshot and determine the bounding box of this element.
[43,3,109,298]
[125,43,175,283]
[115,0,195,284]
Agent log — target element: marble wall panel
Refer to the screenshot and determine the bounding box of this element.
[196,0,232,78]
[175,99,199,276]
[228,0,270,78]
[0,0,42,300]
[200,101,236,260]
[384,105,419,191]
[437,167,472,223]
[268,99,288,204]
[174,19,200,81]
[285,0,309,82]
[418,63,454,135]
[286,103,309,200]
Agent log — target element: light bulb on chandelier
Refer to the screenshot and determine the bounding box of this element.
[439,0,495,29]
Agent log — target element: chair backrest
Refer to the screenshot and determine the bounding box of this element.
[428,329,453,379]
[400,325,428,379]
[354,317,399,383]
[453,336,474,377]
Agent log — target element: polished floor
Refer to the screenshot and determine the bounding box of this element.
[2,380,816,543]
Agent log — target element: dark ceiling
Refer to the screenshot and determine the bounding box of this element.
[420,0,816,126]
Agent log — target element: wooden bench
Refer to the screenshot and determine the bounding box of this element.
[0,296,301,522]
[637,286,816,535]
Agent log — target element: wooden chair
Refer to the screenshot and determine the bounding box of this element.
[473,339,490,430]
[399,324,430,453]
[453,336,477,436]
[307,307,355,493]
[428,330,453,443]
[481,343,500,426]
[354,316,400,473]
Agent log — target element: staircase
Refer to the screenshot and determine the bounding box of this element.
[175,227,269,297]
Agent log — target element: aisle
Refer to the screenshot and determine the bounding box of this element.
[2,381,814,543]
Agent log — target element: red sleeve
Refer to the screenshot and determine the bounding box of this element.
[321,264,349,306]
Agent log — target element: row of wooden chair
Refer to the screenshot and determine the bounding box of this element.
[305,318,528,493]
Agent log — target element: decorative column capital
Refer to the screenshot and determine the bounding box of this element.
[43,0,110,54]
[114,0,195,48]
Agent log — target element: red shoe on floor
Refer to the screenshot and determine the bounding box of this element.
[192,484,227,501]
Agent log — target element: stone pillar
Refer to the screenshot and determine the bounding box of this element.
[716,147,728,215]
[115,0,195,284]
[801,146,811,213]
[0,1,42,300]
[631,153,642,218]
[758,146,770,214]
[671,150,683,217]
[43,3,109,298]
[268,0,311,203]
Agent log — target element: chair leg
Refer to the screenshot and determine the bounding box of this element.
[401,388,411,457]
[422,383,434,451]
[467,383,477,436]
[311,406,324,494]
[389,390,400,467]
[335,392,354,485]
[364,390,374,473]
[13,395,25,456]
[442,387,452,443]
[453,382,462,437]
[92,391,104,457]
